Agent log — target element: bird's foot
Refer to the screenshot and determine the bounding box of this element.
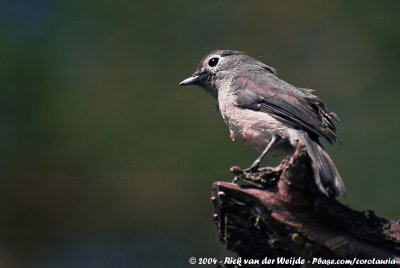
[230,165,279,189]
[244,162,260,173]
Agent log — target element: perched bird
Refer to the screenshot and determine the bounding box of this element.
[179,50,345,197]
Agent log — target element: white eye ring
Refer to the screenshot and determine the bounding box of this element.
[208,57,219,67]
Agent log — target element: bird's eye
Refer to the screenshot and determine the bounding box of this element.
[208,57,219,67]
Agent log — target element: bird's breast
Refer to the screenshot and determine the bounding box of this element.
[218,96,293,154]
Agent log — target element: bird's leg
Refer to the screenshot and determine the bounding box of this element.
[245,136,277,172]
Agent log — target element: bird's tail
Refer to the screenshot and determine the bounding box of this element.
[301,133,345,197]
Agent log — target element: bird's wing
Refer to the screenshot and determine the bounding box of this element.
[233,75,339,144]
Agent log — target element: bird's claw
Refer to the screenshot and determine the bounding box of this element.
[244,163,259,173]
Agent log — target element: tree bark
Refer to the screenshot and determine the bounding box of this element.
[211,144,400,267]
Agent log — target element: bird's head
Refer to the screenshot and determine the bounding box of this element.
[179,50,276,99]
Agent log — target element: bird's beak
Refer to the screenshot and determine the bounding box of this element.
[179,75,200,86]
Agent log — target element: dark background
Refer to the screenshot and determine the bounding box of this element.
[1,1,399,267]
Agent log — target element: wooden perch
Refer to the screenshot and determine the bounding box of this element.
[211,144,400,267]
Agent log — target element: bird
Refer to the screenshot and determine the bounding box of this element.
[179,50,345,197]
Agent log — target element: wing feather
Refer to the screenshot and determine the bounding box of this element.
[234,76,339,144]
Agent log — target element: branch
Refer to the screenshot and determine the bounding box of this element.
[211,144,400,267]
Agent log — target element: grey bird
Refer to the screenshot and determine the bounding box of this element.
[179,50,345,197]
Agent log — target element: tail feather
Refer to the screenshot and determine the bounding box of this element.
[302,134,345,197]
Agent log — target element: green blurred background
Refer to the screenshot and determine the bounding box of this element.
[1,0,399,267]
